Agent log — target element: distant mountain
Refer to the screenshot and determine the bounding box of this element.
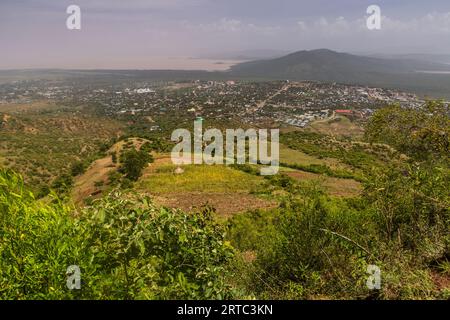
[229,49,450,83]
[2,50,450,98]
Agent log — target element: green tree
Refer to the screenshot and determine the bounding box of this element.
[119,148,154,181]
[365,101,449,161]
[70,162,85,177]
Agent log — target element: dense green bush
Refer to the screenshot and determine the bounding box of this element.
[365,101,449,161]
[50,173,74,196]
[0,169,237,300]
[0,170,82,299]
[70,162,86,177]
[228,172,449,299]
[228,189,376,299]
[119,147,154,181]
[364,163,449,262]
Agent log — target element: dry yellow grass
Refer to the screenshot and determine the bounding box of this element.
[139,164,262,193]
[138,156,276,217]
[72,157,116,203]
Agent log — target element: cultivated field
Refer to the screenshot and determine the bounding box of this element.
[137,159,276,217]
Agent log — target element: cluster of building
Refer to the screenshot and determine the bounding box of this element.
[0,79,425,129]
[262,82,421,127]
[283,110,330,128]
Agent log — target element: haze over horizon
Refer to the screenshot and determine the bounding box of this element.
[2,0,450,69]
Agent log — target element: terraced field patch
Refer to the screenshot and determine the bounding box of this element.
[138,161,276,216]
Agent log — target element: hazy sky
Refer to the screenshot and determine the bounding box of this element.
[1,0,450,69]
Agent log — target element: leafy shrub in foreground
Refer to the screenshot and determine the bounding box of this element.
[0,169,237,300]
[228,190,375,299]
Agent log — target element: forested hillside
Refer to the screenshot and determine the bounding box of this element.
[1,101,448,300]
